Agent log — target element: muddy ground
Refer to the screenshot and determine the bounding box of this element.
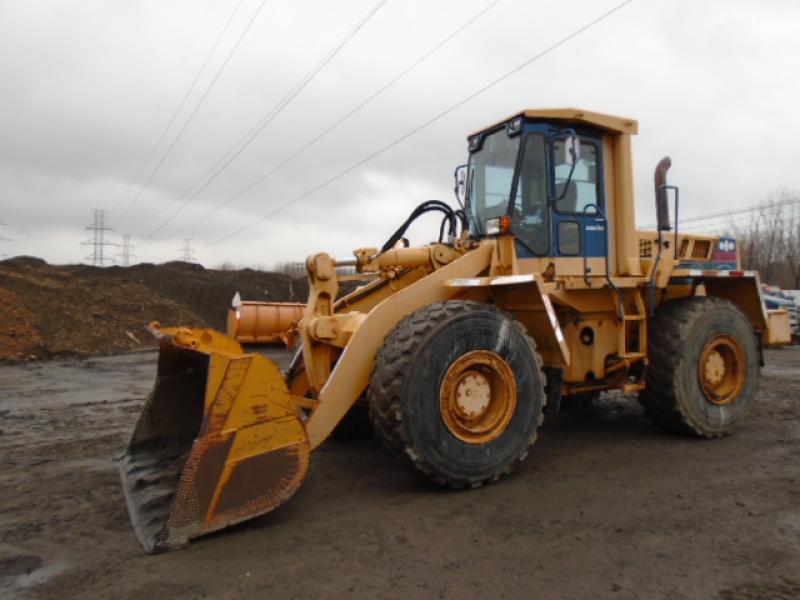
[0,347,798,600]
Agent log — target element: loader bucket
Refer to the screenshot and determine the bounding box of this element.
[120,326,310,553]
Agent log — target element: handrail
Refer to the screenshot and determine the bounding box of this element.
[580,203,624,320]
[648,184,680,316]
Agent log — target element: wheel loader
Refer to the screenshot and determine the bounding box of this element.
[120,108,792,553]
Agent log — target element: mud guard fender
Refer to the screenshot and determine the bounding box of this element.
[678,270,791,348]
[693,272,768,331]
[444,272,570,368]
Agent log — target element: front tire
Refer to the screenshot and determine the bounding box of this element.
[639,297,759,437]
[368,301,546,488]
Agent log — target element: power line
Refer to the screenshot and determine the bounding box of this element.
[176,0,502,237]
[144,0,389,239]
[682,207,800,234]
[643,195,800,229]
[204,0,635,249]
[82,209,117,266]
[110,0,247,214]
[118,0,269,221]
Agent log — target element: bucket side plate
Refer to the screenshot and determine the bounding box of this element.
[120,336,309,553]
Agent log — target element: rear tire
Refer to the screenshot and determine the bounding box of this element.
[368,301,546,488]
[639,297,759,437]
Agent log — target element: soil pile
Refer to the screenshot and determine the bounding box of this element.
[0,287,43,359]
[0,256,307,361]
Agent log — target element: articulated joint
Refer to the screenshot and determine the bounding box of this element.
[306,313,366,348]
[307,253,335,281]
[308,316,340,340]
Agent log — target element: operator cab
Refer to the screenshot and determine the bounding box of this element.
[459,109,637,260]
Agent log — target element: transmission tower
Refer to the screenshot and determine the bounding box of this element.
[117,234,137,267]
[0,220,10,243]
[0,219,11,258]
[82,209,116,266]
[178,238,196,263]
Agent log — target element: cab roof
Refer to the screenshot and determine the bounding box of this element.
[470,108,639,137]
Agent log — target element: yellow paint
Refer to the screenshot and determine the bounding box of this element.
[132,109,792,550]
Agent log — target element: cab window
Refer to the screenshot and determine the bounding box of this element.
[467,129,521,234]
[511,134,548,255]
[553,140,600,214]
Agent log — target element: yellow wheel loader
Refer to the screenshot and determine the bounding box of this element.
[120,108,792,553]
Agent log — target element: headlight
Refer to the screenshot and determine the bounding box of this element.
[485,217,500,235]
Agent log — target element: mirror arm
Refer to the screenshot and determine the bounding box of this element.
[453,164,468,210]
[547,128,579,204]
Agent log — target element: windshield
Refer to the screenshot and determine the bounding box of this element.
[512,133,548,254]
[466,129,520,234]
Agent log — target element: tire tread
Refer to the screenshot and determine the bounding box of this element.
[639,296,757,438]
[368,300,545,489]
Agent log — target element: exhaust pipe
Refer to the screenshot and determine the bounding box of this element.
[654,156,672,231]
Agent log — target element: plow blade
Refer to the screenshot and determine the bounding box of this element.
[120,327,310,553]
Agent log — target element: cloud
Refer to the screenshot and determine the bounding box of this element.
[2,0,800,266]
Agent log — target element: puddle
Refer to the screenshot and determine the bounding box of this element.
[15,560,70,588]
[0,554,70,590]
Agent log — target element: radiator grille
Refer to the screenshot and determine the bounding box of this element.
[692,239,711,259]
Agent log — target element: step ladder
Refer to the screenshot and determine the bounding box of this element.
[606,290,648,393]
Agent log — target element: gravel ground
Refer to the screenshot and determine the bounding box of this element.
[0,347,798,600]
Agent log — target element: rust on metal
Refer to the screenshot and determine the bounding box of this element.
[439,350,517,444]
[120,331,310,554]
[213,443,307,516]
[698,334,746,405]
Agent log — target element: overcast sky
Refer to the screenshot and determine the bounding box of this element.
[1,0,799,267]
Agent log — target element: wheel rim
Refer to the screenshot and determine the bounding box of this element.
[439,350,517,444]
[698,334,746,406]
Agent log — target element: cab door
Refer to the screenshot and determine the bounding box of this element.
[510,131,607,265]
[549,135,607,262]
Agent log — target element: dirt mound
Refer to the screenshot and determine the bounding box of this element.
[0,255,48,269]
[0,257,307,361]
[0,288,43,360]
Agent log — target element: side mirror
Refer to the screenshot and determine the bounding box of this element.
[564,133,580,166]
[549,130,580,204]
[453,164,468,207]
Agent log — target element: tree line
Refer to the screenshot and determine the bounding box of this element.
[729,190,800,289]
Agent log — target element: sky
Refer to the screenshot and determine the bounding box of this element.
[1,0,799,267]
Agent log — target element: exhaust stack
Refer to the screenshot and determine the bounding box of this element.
[654,156,672,231]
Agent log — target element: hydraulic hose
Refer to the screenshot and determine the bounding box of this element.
[380,200,460,253]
